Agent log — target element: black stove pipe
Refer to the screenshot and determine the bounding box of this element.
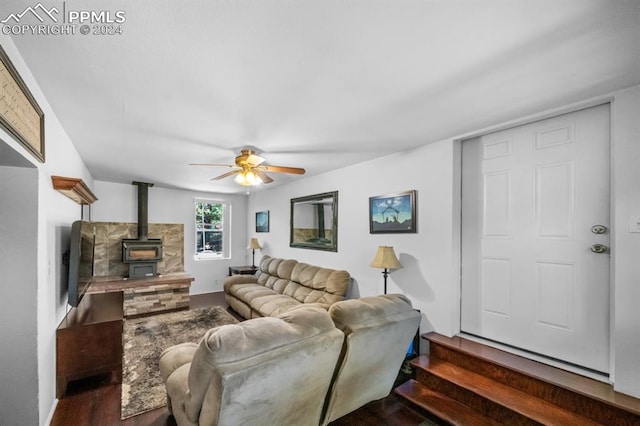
[132,181,153,241]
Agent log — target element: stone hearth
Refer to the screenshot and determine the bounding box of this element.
[88,273,194,317]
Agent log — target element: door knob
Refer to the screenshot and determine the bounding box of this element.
[591,225,607,234]
[590,244,608,254]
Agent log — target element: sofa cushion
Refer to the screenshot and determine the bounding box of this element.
[159,342,198,384]
[226,282,278,302]
[249,293,303,317]
[259,256,297,280]
[223,273,257,292]
[329,293,418,330]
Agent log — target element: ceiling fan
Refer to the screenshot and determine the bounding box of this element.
[190,149,306,186]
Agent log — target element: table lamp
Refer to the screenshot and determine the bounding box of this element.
[370,246,402,294]
[247,238,262,268]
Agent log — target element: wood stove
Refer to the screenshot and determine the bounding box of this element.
[122,181,163,278]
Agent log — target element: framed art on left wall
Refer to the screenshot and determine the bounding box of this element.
[0,45,45,162]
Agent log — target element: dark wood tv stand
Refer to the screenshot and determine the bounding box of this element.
[56,292,123,398]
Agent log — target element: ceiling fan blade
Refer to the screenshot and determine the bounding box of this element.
[255,170,274,184]
[259,165,306,175]
[211,170,240,181]
[190,163,238,168]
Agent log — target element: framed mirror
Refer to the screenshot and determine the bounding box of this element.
[290,191,338,252]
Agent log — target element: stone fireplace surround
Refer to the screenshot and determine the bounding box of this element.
[87,222,192,317]
[92,222,184,277]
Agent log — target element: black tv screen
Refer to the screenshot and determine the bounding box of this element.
[68,221,95,307]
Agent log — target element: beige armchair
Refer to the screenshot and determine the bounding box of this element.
[321,294,421,424]
[159,305,344,426]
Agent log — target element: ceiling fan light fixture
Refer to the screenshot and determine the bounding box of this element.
[192,149,303,186]
[234,169,262,186]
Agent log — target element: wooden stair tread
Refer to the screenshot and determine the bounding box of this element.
[395,379,502,426]
[424,332,640,416]
[419,357,602,425]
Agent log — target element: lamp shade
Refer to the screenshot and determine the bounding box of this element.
[370,246,402,270]
[247,238,262,250]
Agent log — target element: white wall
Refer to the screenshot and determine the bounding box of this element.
[247,86,640,398]
[247,141,458,340]
[91,181,249,294]
[0,36,96,425]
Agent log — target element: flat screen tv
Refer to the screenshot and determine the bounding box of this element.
[67,220,95,307]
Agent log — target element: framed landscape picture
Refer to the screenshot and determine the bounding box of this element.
[369,190,416,234]
[256,210,269,232]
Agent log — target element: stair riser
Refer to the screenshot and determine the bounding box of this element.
[416,369,543,425]
[430,342,637,425]
[395,380,503,426]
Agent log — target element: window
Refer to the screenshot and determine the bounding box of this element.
[194,200,229,260]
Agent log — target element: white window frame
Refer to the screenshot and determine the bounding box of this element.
[194,199,231,260]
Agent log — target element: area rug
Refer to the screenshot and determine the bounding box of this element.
[121,306,239,419]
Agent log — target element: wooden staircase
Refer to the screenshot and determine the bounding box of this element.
[395,332,640,425]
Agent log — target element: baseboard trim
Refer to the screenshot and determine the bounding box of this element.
[45,398,58,426]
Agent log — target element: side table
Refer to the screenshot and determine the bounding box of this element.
[228,265,258,276]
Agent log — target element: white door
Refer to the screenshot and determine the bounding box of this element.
[460,104,610,373]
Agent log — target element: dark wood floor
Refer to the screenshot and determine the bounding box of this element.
[51,292,437,426]
[51,381,436,426]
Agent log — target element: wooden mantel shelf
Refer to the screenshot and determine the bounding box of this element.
[51,175,98,205]
[88,273,194,293]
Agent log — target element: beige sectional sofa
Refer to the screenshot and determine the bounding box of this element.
[160,294,421,426]
[223,255,350,319]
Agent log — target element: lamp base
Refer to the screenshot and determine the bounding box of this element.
[382,268,389,294]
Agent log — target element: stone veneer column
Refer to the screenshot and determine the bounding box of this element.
[123,282,191,317]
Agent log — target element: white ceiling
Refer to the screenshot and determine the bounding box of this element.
[5,0,640,194]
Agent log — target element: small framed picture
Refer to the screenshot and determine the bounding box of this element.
[256,210,269,232]
[369,190,417,234]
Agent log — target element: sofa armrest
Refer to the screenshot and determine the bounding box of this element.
[223,274,258,292]
[159,342,198,383]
